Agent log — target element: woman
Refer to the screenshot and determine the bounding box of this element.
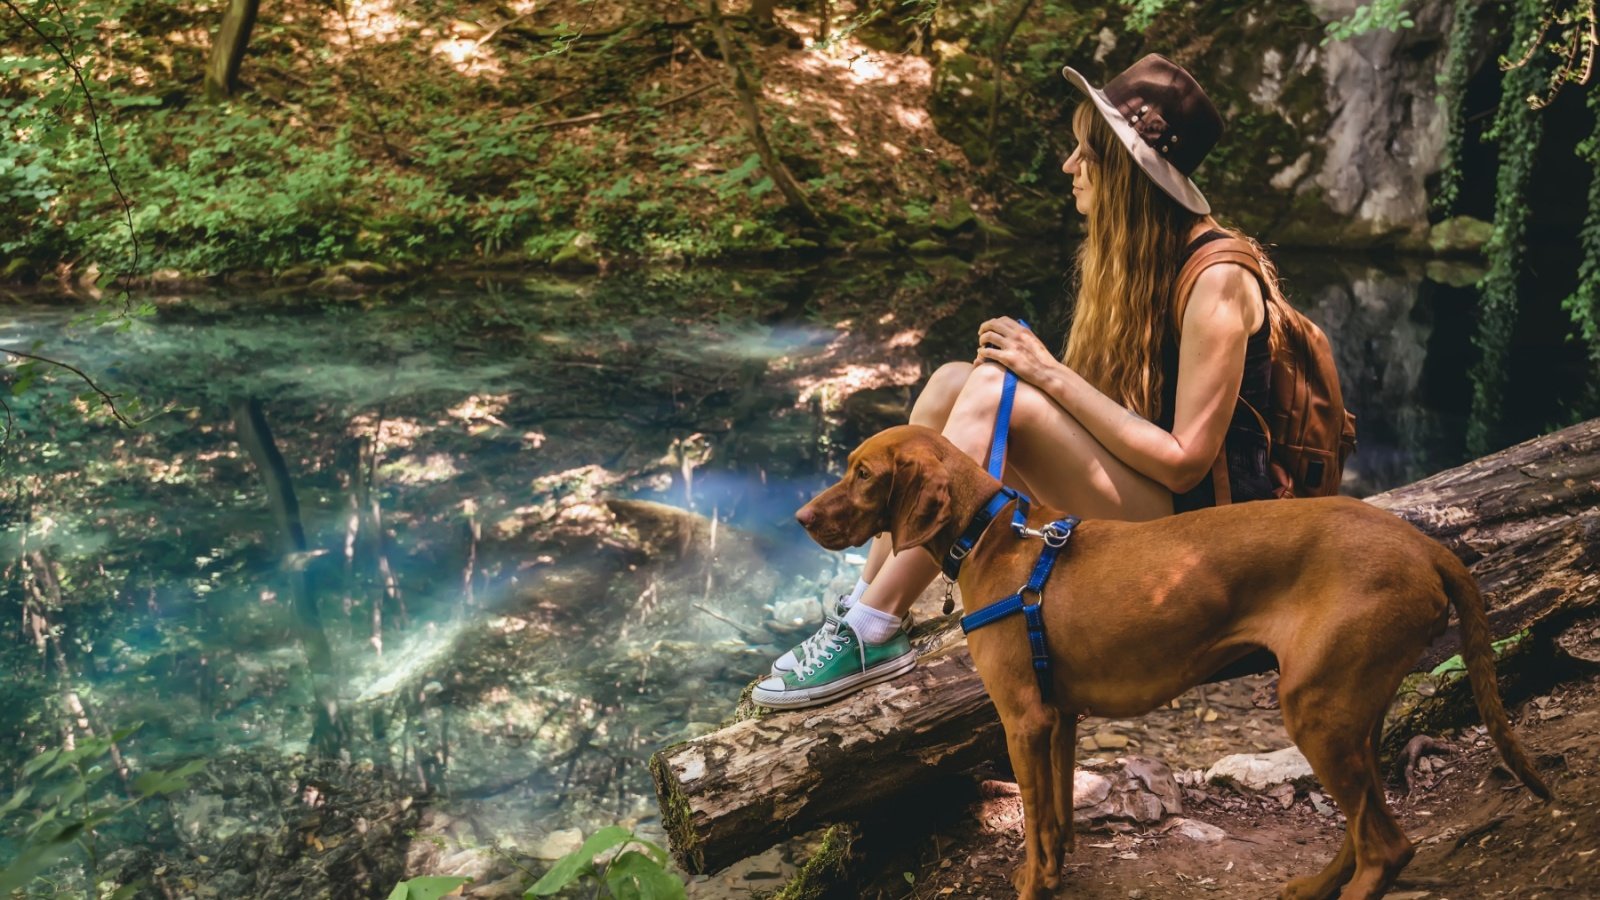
[754,54,1276,709]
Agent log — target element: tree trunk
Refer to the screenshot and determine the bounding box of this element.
[651,418,1600,875]
[232,398,349,756]
[984,0,1037,161]
[707,0,822,228]
[205,0,260,101]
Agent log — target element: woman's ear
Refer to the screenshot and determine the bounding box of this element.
[887,452,951,555]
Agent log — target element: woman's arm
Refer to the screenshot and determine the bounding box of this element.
[976,263,1262,493]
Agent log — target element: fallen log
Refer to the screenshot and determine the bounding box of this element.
[650,419,1600,874]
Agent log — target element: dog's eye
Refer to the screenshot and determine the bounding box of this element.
[855,464,870,481]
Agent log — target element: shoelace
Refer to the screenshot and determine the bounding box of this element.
[798,631,852,679]
[791,599,844,668]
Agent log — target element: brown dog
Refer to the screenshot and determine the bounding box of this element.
[795,424,1551,900]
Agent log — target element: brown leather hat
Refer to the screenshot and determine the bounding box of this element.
[1060,53,1224,215]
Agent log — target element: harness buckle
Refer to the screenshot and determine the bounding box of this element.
[948,542,971,561]
[1040,523,1073,548]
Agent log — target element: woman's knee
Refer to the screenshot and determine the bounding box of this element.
[910,361,977,427]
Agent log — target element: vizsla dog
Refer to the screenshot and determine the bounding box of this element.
[795,424,1551,900]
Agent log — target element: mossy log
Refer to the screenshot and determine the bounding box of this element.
[650,419,1600,875]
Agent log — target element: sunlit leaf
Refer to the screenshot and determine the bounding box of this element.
[387,875,473,900]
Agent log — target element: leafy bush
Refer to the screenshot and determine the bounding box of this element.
[524,826,685,900]
[0,725,206,898]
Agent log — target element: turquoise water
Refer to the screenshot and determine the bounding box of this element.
[0,254,1593,895]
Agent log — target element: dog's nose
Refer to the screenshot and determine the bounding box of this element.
[795,505,814,528]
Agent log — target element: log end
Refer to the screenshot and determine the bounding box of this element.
[649,744,706,872]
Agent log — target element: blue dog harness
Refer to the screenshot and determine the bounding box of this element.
[959,516,1079,702]
[937,318,1082,702]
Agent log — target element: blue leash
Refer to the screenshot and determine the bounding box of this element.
[983,319,1029,480]
[941,318,1035,581]
[947,318,1082,702]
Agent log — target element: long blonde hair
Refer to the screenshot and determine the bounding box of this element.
[1061,100,1207,421]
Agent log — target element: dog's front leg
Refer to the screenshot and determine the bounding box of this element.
[1051,711,1076,856]
[1002,708,1058,900]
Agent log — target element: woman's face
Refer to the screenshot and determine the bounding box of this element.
[1062,123,1095,217]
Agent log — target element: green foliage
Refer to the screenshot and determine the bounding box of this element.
[1432,0,1481,215]
[1468,0,1548,456]
[1322,0,1416,44]
[0,724,206,897]
[1429,629,1531,676]
[387,875,474,900]
[1122,0,1176,32]
[523,826,685,900]
[1561,86,1600,373]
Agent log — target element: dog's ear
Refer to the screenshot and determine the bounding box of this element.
[887,448,951,555]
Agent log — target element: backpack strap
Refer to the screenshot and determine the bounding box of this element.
[1172,236,1271,508]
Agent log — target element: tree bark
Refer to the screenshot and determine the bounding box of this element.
[651,418,1600,875]
[707,0,822,228]
[204,0,260,101]
[232,398,349,756]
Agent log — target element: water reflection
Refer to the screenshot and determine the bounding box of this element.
[0,253,1594,895]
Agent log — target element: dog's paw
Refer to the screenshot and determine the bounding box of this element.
[1009,864,1051,900]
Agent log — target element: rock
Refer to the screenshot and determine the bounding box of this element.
[1167,817,1227,843]
[307,273,362,294]
[1424,259,1486,288]
[1092,730,1129,750]
[550,233,599,271]
[532,827,584,860]
[1206,745,1315,790]
[1426,215,1494,256]
[328,260,395,283]
[1073,770,1113,808]
[1074,756,1182,827]
[1309,791,1336,816]
[1123,756,1183,815]
[1267,782,1297,809]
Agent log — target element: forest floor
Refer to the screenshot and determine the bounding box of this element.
[847,668,1600,899]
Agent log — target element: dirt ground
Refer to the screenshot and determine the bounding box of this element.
[867,669,1600,899]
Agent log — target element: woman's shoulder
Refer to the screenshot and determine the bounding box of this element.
[1179,260,1266,333]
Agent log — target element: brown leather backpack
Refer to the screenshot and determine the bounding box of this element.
[1173,235,1357,502]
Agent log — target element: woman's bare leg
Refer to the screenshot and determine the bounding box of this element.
[858,362,1173,619]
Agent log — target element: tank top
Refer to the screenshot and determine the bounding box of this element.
[1156,230,1274,512]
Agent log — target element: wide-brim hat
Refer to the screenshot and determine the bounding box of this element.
[1060,54,1223,215]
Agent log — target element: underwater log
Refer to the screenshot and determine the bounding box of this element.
[650,418,1600,875]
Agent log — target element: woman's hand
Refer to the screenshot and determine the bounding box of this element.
[975,317,1060,385]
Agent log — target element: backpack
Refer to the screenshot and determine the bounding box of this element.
[1173,234,1357,501]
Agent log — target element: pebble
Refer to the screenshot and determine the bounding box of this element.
[1168,817,1227,843]
[531,827,584,859]
[1094,730,1130,749]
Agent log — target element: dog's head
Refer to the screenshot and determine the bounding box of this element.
[795,424,953,555]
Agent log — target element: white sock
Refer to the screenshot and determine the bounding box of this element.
[842,578,870,609]
[843,602,904,644]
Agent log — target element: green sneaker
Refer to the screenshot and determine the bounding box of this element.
[752,621,916,709]
[770,596,848,676]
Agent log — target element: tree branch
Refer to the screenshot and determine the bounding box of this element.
[2,348,138,428]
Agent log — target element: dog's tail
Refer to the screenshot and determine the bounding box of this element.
[1439,552,1552,800]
